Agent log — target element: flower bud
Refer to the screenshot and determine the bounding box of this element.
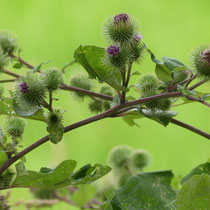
[5,117,26,139]
[0,31,18,55]
[70,74,92,100]
[131,149,150,170]
[88,100,103,113]
[18,82,29,93]
[191,46,210,78]
[107,145,133,169]
[100,86,113,96]
[14,73,46,106]
[47,109,63,125]
[104,45,129,68]
[137,74,159,94]
[142,89,171,111]
[42,67,63,91]
[0,50,9,70]
[103,13,137,44]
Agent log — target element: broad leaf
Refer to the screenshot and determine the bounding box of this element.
[0,96,46,122]
[181,162,210,185]
[71,185,96,207]
[139,108,177,127]
[122,109,144,127]
[7,161,111,190]
[105,170,176,210]
[175,174,210,210]
[12,160,77,188]
[155,64,172,81]
[145,46,172,81]
[162,57,187,71]
[74,45,128,92]
[47,123,64,144]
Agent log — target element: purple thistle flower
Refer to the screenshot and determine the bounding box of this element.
[18,82,29,93]
[201,49,210,64]
[107,45,120,56]
[134,35,142,42]
[114,13,129,24]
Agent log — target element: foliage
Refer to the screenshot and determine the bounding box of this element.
[0,12,209,210]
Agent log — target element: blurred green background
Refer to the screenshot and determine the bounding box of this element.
[0,0,210,209]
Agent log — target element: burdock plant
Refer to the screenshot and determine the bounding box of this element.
[0,13,209,210]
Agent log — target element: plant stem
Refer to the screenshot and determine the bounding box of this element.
[61,60,76,73]
[0,105,121,175]
[11,54,34,69]
[171,118,210,139]
[60,83,113,101]
[0,79,16,83]
[2,69,20,78]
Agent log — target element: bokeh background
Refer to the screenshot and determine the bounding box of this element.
[0,0,210,209]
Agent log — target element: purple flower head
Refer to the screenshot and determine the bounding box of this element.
[107,45,120,56]
[134,35,142,42]
[202,49,210,64]
[18,82,29,93]
[114,13,129,24]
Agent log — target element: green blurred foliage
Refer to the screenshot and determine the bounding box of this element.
[0,0,210,209]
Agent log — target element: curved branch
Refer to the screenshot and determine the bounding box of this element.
[60,83,113,101]
[171,118,210,139]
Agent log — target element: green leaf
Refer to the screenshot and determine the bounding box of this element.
[71,185,96,207]
[69,164,111,185]
[201,94,210,101]
[177,85,196,97]
[13,61,23,69]
[110,94,120,107]
[0,96,46,122]
[7,161,111,190]
[139,108,177,127]
[145,46,173,81]
[74,45,128,92]
[155,64,173,82]
[30,61,49,73]
[47,123,64,144]
[181,162,210,185]
[122,109,144,127]
[0,150,7,166]
[175,174,210,210]
[106,170,176,210]
[162,57,187,71]
[131,71,141,76]
[12,160,77,188]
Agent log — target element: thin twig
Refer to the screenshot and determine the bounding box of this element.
[60,83,113,101]
[171,118,210,139]
[0,79,16,83]
[2,69,20,78]
[62,60,76,73]
[11,54,34,69]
